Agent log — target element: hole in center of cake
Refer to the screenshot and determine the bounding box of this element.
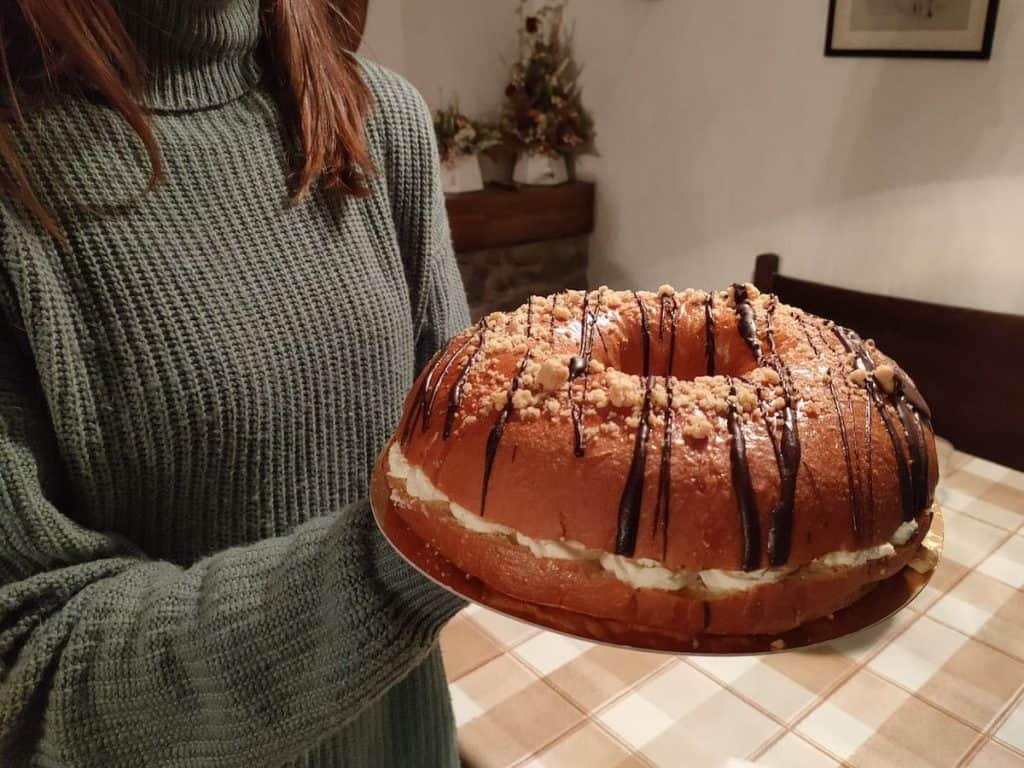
[600,318,761,381]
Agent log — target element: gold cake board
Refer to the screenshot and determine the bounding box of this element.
[370,453,942,655]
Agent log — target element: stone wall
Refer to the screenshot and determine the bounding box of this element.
[455,236,589,320]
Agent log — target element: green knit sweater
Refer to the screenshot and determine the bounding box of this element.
[0,2,469,766]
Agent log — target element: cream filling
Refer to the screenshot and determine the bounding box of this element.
[387,444,918,595]
[891,520,919,546]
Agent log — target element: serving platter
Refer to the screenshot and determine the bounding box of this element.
[370,453,943,655]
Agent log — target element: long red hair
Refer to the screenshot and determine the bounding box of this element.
[0,0,373,235]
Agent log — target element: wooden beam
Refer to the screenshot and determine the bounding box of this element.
[445,182,595,253]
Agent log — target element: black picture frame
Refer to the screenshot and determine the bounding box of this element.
[825,0,999,60]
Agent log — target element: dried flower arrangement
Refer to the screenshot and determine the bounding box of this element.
[501,0,595,158]
[433,102,501,167]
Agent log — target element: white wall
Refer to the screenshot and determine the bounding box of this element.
[360,0,406,72]
[366,1,1024,314]
[398,1,513,119]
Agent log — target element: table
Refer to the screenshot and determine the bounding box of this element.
[439,443,1024,767]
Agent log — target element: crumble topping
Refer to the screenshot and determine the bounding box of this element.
[585,388,609,408]
[536,356,570,391]
[847,368,868,386]
[606,369,644,408]
[681,413,715,440]
[873,364,896,394]
[427,287,926,456]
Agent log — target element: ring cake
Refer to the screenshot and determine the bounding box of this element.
[385,285,937,639]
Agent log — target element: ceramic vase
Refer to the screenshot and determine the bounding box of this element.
[512,151,569,186]
[441,153,484,194]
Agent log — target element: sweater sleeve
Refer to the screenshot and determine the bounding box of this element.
[0,86,469,765]
[0,324,463,767]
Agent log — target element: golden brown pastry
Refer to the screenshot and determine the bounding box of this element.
[385,284,937,637]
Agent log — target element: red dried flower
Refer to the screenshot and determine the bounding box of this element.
[525,16,539,33]
[505,83,517,98]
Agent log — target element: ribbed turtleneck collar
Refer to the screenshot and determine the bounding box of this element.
[116,0,263,111]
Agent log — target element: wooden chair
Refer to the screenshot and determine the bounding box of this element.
[753,253,1024,470]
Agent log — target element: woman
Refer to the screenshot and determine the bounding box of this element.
[0,1,468,766]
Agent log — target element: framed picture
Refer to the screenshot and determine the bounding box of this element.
[825,0,1000,59]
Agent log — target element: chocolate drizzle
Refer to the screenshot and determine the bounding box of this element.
[833,326,928,522]
[704,293,716,376]
[757,387,782,463]
[400,350,442,445]
[823,319,872,536]
[614,293,655,556]
[569,290,602,457]
[766,403,800,565]
[426,337,472,426]
[731,292,802,567]
[727,378,761,571]
[616,375,654,555]
[570,402,586,457]
[897,374,932,421]
[444,320,488,439]
[863,387,874,526]
[894,388,932,512]
[481,299,535,514]
[731,284,762,363]
[762,302,801,566]
[481,409,510,515]
[577,291,599,363]
[402,331,475,445]
[653,294,679,556]
[634,291,651,375]
[796,314,865,540]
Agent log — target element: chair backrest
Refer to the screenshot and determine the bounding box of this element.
[753,253,1024,470]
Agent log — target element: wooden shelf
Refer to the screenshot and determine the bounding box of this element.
[445,181,595,253]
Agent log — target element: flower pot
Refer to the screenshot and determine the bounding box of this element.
[513,152,569,186]
[441,153,484,194]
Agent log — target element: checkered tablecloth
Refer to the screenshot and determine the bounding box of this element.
[439,442,1024,767]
